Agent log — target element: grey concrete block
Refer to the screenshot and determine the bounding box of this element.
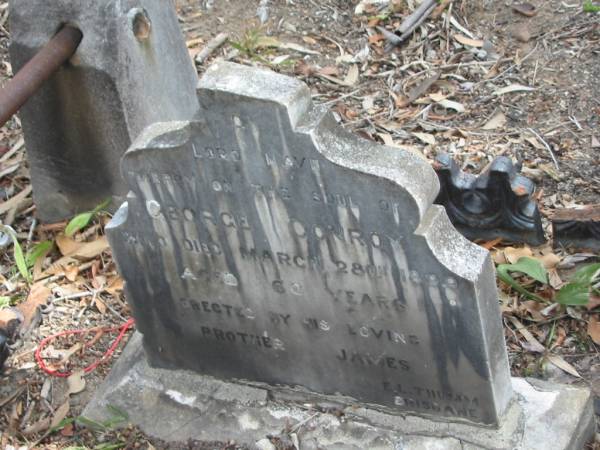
[9,0,199,221]
[84,333,595,450]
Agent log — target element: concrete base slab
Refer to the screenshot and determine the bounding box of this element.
[84,333,595,449]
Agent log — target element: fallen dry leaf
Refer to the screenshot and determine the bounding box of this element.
[481,237,503,250]
[521,300,545,321]
[539,253,560,269]
[436,98,465,113]
[503,246,533,264]
[21,417,51,436]
[50,400,70,429]
[318,66,339,76]
[56,234,83,256]
[344,65,359,86]
[554,326,567,348]
[94,297,108,315]
[67,370,86,395]
[453,34,484,47]
[296,60,317,77]
[368,33,385,44]
[18,283,51,330]
[482,111,507,130]
[546,354,581,378]
[378,133,394,146]
[60,422,75,437]
[588,315,600,345]
[105,276,125,296]
[0,186,32,216]
[279,42,320,56]
[525,135,545,150]
[57,342,83,369]
[509,316,545,353]
[492,249,508,265]
[412,132,436,146]
[47,237,110,275]
[548,269,563,290]
[493,84,535,96]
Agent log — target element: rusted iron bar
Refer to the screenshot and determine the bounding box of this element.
[0,26,83,127]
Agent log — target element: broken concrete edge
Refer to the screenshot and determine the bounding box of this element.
[84,333,595,450]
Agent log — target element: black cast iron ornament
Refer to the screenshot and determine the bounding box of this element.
[433,153,545,246]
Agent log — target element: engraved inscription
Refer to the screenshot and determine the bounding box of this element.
[109,63,511,426]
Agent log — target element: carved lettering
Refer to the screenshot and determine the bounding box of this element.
[336,349,410,371]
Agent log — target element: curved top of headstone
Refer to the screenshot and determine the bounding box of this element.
[125,61,487,281]
[108,61,511,425]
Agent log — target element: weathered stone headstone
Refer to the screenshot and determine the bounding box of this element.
[106,61,513,425]
[9,0,199,221]
[87,62,594,449]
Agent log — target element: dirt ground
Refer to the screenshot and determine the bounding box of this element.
[0,0,599,448]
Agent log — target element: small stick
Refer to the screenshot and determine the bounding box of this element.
[382,0,437,50]
[52,291,96,303]
[527,128,560,171]
[392,3,437,48]
[195,32,229,65]
[27,218,37,244]
[398,0,436,34]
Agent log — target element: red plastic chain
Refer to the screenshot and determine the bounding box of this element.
[34,318,135,378]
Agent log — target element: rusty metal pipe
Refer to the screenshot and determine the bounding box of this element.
[0,26,83,127]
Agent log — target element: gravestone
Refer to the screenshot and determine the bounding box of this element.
[88,62,594,448]
[107,61,512,425]
[9,0,199,221]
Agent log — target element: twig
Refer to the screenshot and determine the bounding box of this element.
[27,218,37,244]
[52,291,96,303]
[447,13,475,38]
[195,32,229,65]
[480,44,539,85]
[527,128,560,171]
[382,0,437,50]
[396,4,437,46]
[320,89,362,106]
[398,0,436,34]
[0,386,25,408]
[36,260,96,283]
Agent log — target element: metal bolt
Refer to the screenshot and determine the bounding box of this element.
[129,8,152,41]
